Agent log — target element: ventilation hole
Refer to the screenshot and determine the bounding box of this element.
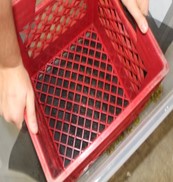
[90,88,95,96]
[36,82,42,90]
[63,80,69,88]
[66,147,72,158]
[54,132,60,141]
[124,100,129,107]
[60,60,66,67]
[105,83,110,91]
[101,113,106,121]
[85,76,90,84]
[66,102,72,111]
[96,51,101,59]
[59,100,65,109]
[112,76,118,84]
[78,117,84,126]
[45,106,50,115]
[65,71,71,78]
[61,90,67,98]
[91,132,97,141]
[68,53,74,59]
[73,150,80,159]
[56,122,62,130]
[64,159,71,167]
[102,53,107,60]
[63,123,69,132]
[72,72,77,80]
[42,84,48,92]
[76,84,82,92]
[83,47,88,54]
[75,94,80,102]
[118,88,124,96]
[116,108,122,115]
[84,130,90,140]
[89,49,94,56]
[49,118,55,128]
[51,108,57,117]
[75,139,81,149]
[55,88,61,97]
[68,92,74,100]
[86,67,92,74]
[92,122,98,131]
[71,114,77,124]
[50,77,56,84]
[91,33,97,39]
[85,119,91,129]
[87,109,92,117]
[61,134,67,144]
[40,94,46,103]
[65,112,70,121]
[81,56,86,63]
[82,141,88,150]
[70,82,75,90]
[99,124,105,132]
[83,86,89,94]
[98,81,103,89]
[108,116,114,124]
[73,104,79,113]
[104,93,109,101]
[87,58,93,66]
[90,41,96,48]
[82,96,87,105]
[57,78,63,86]
[85,32,91,38]
[58,110,64,119]
[80,106,86,115]
[96,91,102,99]
[53,98,59,106]
[107,64,112,72]
[95,101,101,109]
[48,86,54,94]
[68,137,74,147]
[77,128,83,137]
[84,39,89,46]
[93,69,98,77]
[75,54,80,61]
[102,103,107,112]
[59,145,65,155]
[70,125,76,135]
[88,98,94,106]
[78,74,84,82]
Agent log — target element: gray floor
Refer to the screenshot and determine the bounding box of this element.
[110,111,173,182]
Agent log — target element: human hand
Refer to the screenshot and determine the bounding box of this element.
[121,0,149,33]
[0,63,38,134]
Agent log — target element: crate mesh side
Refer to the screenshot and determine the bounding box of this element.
[19,0,87,59]
[98,0,147,93]
[32,25,129,168]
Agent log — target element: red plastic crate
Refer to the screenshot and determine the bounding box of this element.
[13,0,168,181]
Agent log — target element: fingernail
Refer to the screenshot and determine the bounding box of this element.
[141,23,148,34]
[31,122,38,134]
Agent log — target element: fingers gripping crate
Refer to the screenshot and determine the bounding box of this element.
[13,0,168,181]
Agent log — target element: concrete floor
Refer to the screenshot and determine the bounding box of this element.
[110,111,173,182]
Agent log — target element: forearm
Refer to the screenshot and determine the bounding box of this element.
[0,0,21,68]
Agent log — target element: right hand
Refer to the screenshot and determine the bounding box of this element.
[121,0,149,33]
[0,63,38,134]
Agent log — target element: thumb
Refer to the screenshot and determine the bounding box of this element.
[122,0,148,33]
[26,89,38,134]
